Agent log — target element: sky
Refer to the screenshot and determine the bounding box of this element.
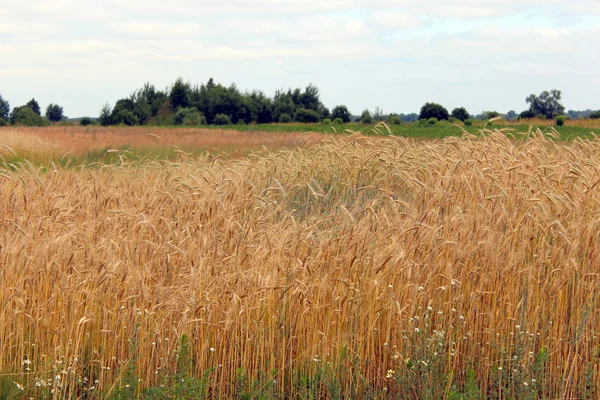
[1,0,599,118]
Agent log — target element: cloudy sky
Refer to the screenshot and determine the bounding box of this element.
[1,0,599,118]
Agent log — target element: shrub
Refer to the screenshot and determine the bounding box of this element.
[79,117,95,126]
[279,113,292,123]
[590,111,600,119]
[45,103,64,122]
[0,118,7,126]
[427,117,438,125]
[116,110,139,126]
[388,115,402,125]
[322,118,332,125]
[213,113,232,125]
[419,103,449,121]
[555,115,566,127]
[174,107,206,126]
[464,119,473,126]
[333,117,343,125]
[294,108,321,123]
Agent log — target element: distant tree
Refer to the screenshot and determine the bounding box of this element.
[360,109,373,124]
[320,106,330,120]
[0,93,9,122]
[26,98,41,115]
[399,113,419,123]
[555,115,565,126]
[525,90,565,119]
[590,111,600,119]
[170,78,190,109]
[115,109,138,126]
[419,103,449,121]
[519,109,536,119]
[332,105,351,123]
[99,102,112,126]
[506,110,517,120]
[79,117,94,126]
[388,114,402,125]
[484,111,501,119]
[294,108,321,123]
[451,107,470,122]
[10,106,49,126]
[45,103,64,122]
[373,106,385,121]
[174,107,206,126]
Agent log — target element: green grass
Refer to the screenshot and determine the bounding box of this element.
[200,122,598,140]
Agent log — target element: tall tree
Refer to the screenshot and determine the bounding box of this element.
[45,103,64,122]
[525,90,565,119]
[0,93,9,121]
[419,103,449,121]
[451,107,470,122]
[332,105,351,123]
[26,98,41,115]
[170,78,190,109]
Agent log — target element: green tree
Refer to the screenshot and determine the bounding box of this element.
[26,98,41,115]
[360,109,373,124]
[99,102,112,126]
[45,103,64,122]
[0,93,9,122]
[10,106,49,126]
[525,90,565,119]
[174,107,206,126]
[170,78,190,109]
[419,103,449,121]
[332,105,351,123]
[451,107,469,122]
[589,110,600,119]
[79,117,95,126]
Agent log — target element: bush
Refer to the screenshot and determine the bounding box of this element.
[464,119,473,126]
[322,118,332,125]
[388,115,402,125]
[590,111,600,119]
[116,110,139,126]
[79,117,95,126]
[0,118,7,126]
[333,118,343,125]
[174,108,206,126]
[279,113,292,123]
[555,115,566,126]
[419,103,449,121]
[294,108,321,123]
[213,113,232,125]
[427,117,438,125]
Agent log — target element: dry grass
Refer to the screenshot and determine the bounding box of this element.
[0,129,599,398]
[502,117,600,129]
[0,126,329,163]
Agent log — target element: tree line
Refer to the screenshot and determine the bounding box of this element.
[1,80,598,128]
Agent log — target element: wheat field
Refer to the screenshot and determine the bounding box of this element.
[0,128,599,398]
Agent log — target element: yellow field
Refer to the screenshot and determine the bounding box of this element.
[0,128,599,398]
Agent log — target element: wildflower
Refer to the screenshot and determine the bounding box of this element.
[414,328,420,333]
[13,382,24,390]
[386,369,395,379]
[417,286,424,291]
[209,347,215,353]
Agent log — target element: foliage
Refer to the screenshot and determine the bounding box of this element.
[427,117,438,125]
[333,117,343,125]
[115,109,139,126]
[388,114,402,125]
[590,111,600,119]
[0,93,9,120]
[555,115,566,126]
[79,117,95,126]
[26,98,41,115]
[419,102,449,120]
[451,107,470,122]
[331,105,351,123]
[9,105,49,126]
[279,113,292,123]
[525,89,565,119]
[360,109,373,124]
[519,109,537,119]
[213,113,232,125]
[294,108,322,123]
[484,111,501,120]
[45,103,64,122]
[169,77,190,109]
[506,110,517,120]
[464,118,473,126]
[322,118,332,125]
[99,103,113,126]
[174,107,207,126]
